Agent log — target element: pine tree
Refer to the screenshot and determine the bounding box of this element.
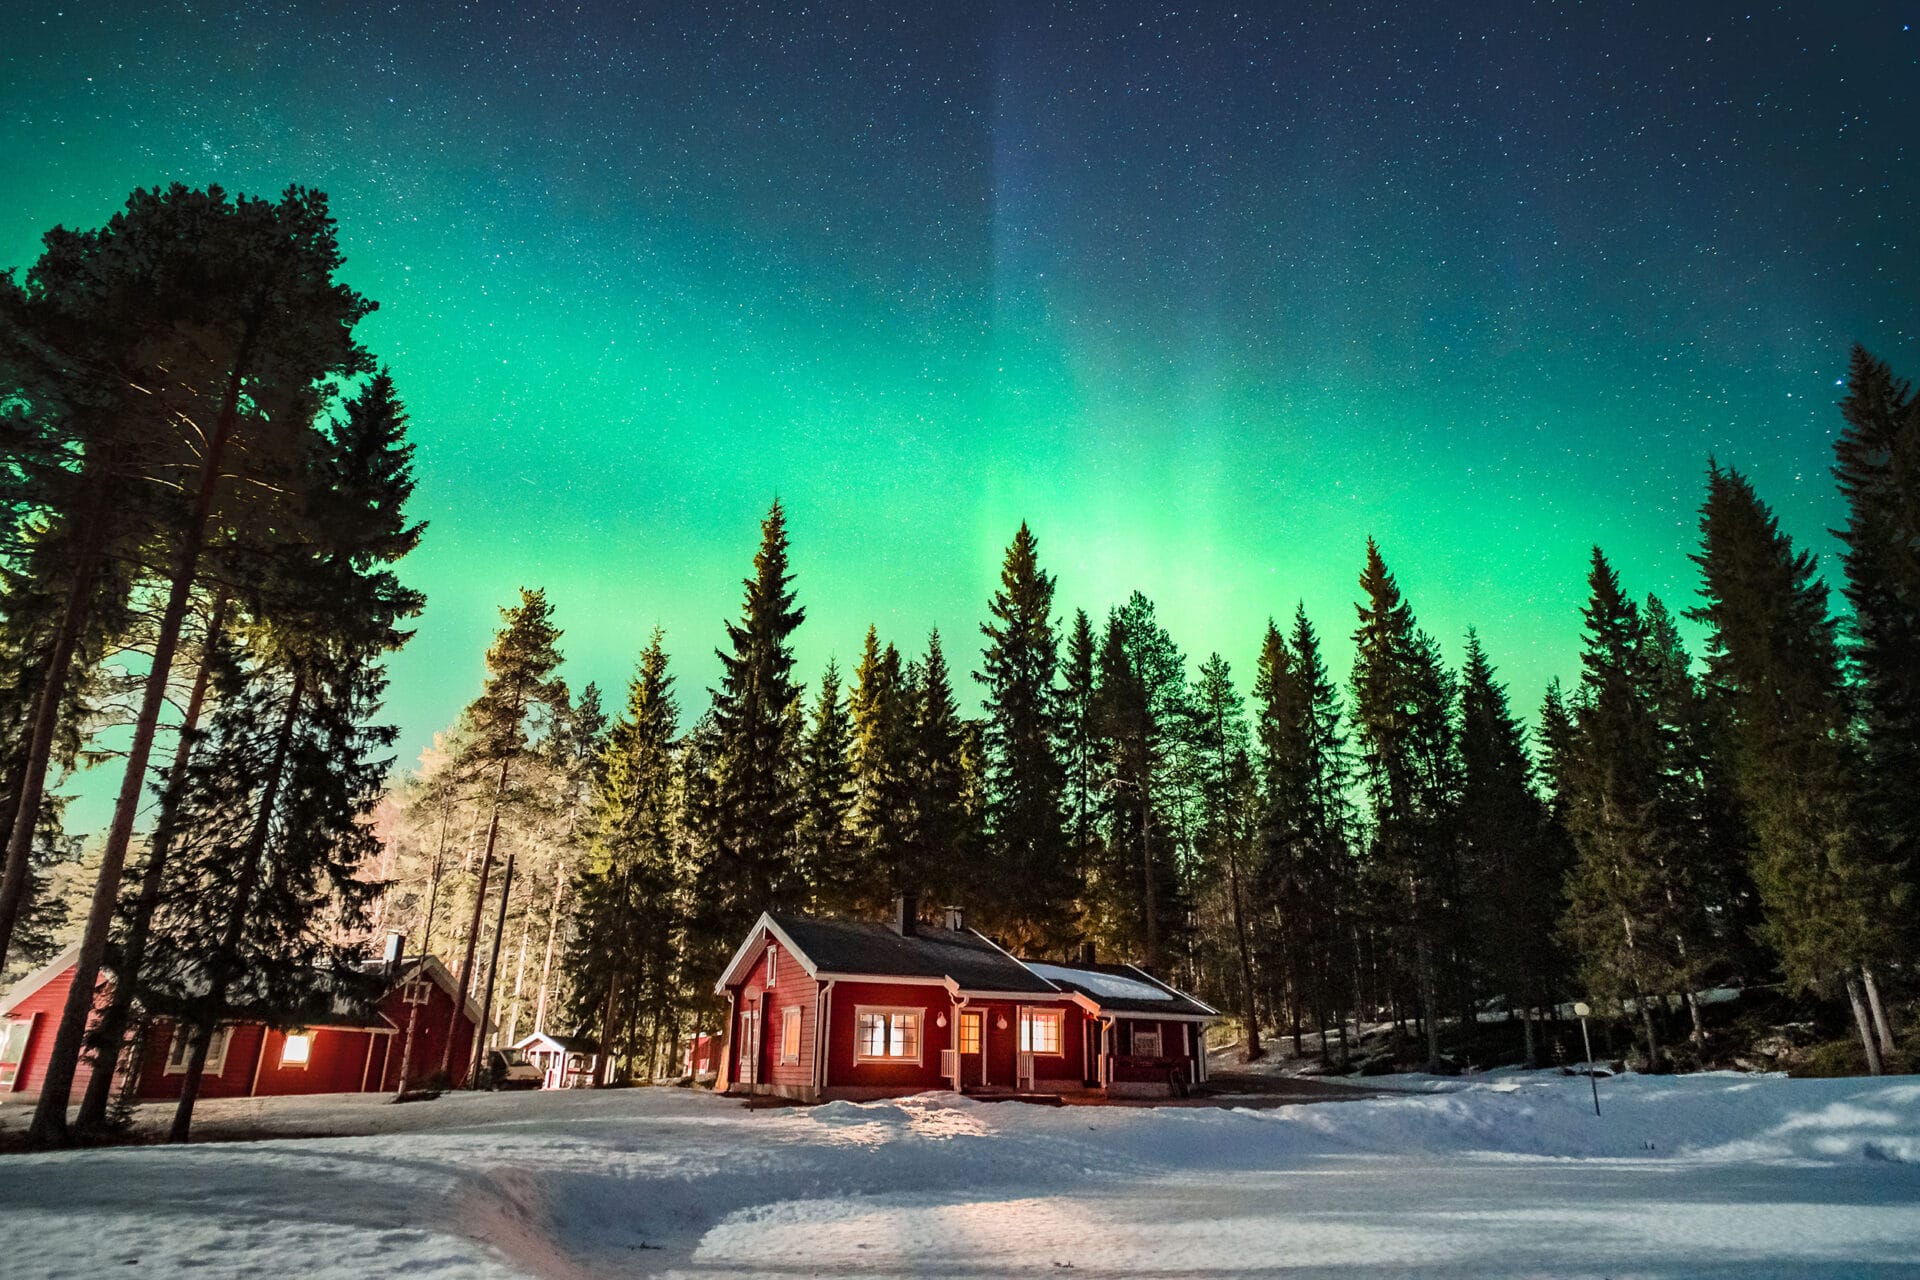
[1691,463,1901,1071]
[692,500,806,996]
[975,523,1073,949]
[25,186,377,1146]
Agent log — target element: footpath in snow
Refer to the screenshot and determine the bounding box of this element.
[2,1071,1917,1278]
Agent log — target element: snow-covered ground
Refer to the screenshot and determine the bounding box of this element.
[3,1073,1917,1278]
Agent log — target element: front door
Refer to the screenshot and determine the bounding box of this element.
[957,1010,983,1088]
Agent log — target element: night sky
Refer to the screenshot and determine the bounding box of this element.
[5,2,1917,791]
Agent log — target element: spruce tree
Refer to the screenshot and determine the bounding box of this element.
[1189,653,1261,1057]
[1349,541,1459,1070]
[1558,550,1710,1068]
[1833,347,1920,969]
[1456,630,1563,1064]
[850,627,916,907]
[909,629,970,906]
[564,631,680,1078]
[1059,608,1107,898]
[796,659,859,913]
[975,523,1073,948]
[692,500,806,985]
[1691,464,1901,1070]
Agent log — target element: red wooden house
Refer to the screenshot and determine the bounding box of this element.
[714,899,1217,1103]
[1,945,483,1102]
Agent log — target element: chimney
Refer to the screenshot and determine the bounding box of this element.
[1078,940,1096,966]
[383,931,406,978]
[943,905,966,932]
[892,893,918,937]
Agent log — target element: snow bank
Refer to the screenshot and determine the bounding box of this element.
[3,1073,1916,1278]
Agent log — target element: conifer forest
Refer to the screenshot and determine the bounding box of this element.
[3,184,1918,1156]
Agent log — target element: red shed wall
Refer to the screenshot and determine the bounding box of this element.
[825,980,953,1093]
[730,932,820,1090]
[136,1019,269,1101]
[250,1026,389,1095]
[377,983,475,1090]
[1,965,99,1098]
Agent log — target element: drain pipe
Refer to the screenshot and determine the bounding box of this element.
[816,980,837,1094]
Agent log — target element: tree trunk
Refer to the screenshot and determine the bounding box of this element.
[27,333,259,1148]
[443,757,509,1081]
[1685,990,1707,1060]
[1139,763,1158,972]
[469,850,515,1088]
[1416,935,1442,1072]
[0,488,109,966]
[1846,972,1885,1078]
[1521,1006,1538,1070]
[503,896,534,1047]
[1224,846,1262,1061]
[1639,996,1662,1073]
[170,668,306,1144]
[532,856,568,1034]
[1861,966,1897,1062]
[77,591,228,1131]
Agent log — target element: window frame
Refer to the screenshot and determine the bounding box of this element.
[779,1007,802,1064]
[165,1024,233,1077]
[279,1031,313,1069]
[0,1016,32,1089]
[765,945,777,989]
[852,1006,924,1065]
[1130,1025,1163,1058]
[1020,1007,1065,1056]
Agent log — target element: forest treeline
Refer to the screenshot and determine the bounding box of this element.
[384,352,1919,1088]
[3,188,1916,1155]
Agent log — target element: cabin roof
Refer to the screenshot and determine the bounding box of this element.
[1021,960,1218,1018]
[761,913,1060,994]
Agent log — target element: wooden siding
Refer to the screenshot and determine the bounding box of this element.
[729,931,820,1090]
[1,965,98,1099]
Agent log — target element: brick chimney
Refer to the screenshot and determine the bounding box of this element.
[892,893,918,937]
[943,905,966,932]
[1078,940,1096,966]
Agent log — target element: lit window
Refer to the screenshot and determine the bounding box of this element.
[854,1008,921,1062]
[1021,1009,1064,1055]
[281,1032,313,1068]
[780,1008,802,1063]
[957,1011,982,1055]
[0,1018,30,1089]
[1131,1026,1162,1058]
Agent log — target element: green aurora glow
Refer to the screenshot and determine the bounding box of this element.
[4,3,1916,816]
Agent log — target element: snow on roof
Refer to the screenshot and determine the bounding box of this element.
[1024,962,1172,1002]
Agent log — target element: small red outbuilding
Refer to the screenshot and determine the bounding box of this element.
[0,947,484,1101]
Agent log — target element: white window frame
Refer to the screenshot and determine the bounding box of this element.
[957,1010,982,1056]
[853,1006,923,1064]
[738,1008,759,1084]
[0,1016,32,1089]
[779,1007,802,1064]
[165,1024,233,1077]
[765,945,777,989]
[1020,1007,1065,1056]
[280,1031,313,1069]
[1130,1025,1162,1058]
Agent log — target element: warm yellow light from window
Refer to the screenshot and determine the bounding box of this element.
[281,1032,312,1066]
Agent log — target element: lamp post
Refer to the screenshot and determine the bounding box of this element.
[1574,1001,1601,1117]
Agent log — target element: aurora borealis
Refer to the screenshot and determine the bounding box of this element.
[4,3,1916,791]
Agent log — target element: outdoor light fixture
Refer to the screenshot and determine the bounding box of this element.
[936,1013,947,1028]
[996,1015,1008,1030]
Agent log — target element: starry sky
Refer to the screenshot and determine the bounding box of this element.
[4,1,1917,797]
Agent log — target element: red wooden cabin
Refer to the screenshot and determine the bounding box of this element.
[714,899,1216,1103]
[1,946,482,1102]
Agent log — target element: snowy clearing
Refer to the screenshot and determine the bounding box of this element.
[3,1073,1918,1278]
